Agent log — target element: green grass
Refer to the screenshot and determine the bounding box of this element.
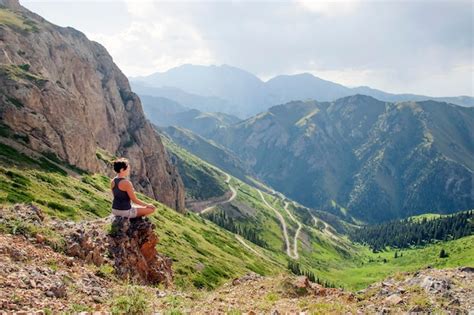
[162,137,474,290]
[0,8,39,32]
[407,212,444,222]
[96,147,117,164]
[0,215,66,251]
[329,235,474,290]
[162,136,228,200]
[0,141,284,290]
[0,64,47,87]
[110,285,152,315]
[0,139,472,293]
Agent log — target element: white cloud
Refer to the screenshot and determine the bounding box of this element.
[85,2,215,76]
[296,0,361,17]
[21,0,474,96]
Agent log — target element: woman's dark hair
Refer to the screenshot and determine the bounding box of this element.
[113,158,129,173]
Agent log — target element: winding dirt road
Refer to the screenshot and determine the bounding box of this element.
[283,202,302,259]
[200,173,237,214]
[257,190,294,259]
[200,171,304,260]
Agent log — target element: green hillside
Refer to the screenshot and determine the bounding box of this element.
[0,138,284,290]
[1,133,473,292]
[161,133,228,201]
[159,135,474,289]
[162,126,251,182]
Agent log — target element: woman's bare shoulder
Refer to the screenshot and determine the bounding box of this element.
[119,179,133,189]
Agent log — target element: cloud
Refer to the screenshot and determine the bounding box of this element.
[21,0,474,96]
[87,1,215,76]
[296,0,361,17]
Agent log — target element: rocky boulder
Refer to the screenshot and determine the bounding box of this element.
[64,220,109,267]
[107,216,173,286]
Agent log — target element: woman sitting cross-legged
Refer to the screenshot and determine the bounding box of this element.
[110,157,156,218]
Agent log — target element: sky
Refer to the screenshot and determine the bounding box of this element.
[22,0,474,97]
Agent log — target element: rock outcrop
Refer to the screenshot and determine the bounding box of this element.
[1,203,173,288]
[0,0,185,212]
[108,216,173,286]
[65,220,109,267]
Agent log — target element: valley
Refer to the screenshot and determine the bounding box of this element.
[158,96,474,223]
[0,0,472,313]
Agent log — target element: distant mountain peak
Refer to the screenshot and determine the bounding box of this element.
[131,64,473,118]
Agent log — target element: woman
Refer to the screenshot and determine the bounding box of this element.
[110,158,156,218]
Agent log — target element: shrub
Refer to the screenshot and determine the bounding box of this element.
[110,286,152,315]
[439,248,449,258]
[96,264,115,279]
[18,63,30,71]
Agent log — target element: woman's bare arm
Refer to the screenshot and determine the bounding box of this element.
[122,180,154,208]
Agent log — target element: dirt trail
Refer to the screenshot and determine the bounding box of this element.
[257,190,293,259]
[201,172,301,260]
[200,173,237,214]
[234,235,275,263]
[283,202,302,259]
[304,208,340,240]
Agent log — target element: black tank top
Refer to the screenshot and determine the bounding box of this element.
[112,177,131,210]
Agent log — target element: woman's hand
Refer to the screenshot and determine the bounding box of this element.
[146,204,156,210]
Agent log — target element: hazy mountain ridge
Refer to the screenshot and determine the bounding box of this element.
[131,81,235,115]
[132,64,474,117]
[140,94,241,139]
[161,125,251,182]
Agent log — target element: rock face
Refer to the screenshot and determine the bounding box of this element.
[0,0,185,211]
[108,216,173,286]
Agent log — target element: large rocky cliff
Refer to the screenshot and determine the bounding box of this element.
[0,0,185,211]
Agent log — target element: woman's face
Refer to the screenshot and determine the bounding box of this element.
[120,164,130,176]
[125,165,131,176]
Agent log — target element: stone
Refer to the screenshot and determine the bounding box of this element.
[408,305,426,313]
[65,224,109,267]
[448,298,460,306]
[420,276,451,293]
[49,283,67,298]
[384,294,403,305]
[107,216,173,286]
[459,267,474,273]
[67,243,82,258]
[9,248,27,261]
[35,233,45,244]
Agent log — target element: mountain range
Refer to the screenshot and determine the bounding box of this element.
[156,95,474,223]
[0,1,473,312]
[131,64,474,118]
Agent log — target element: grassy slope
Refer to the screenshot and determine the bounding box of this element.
[332,236,474,290]
[207,166,371,287]
[165,136,474,290]
[1,135,472,292]
[0,138,284,291]
[0,7,38,32]
[161,134,228,200]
